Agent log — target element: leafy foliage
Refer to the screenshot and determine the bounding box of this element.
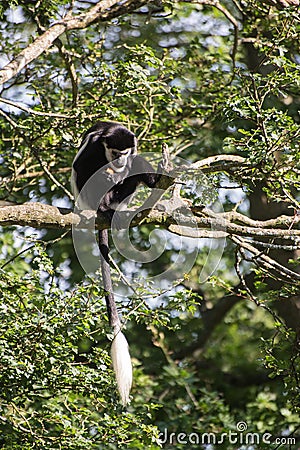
[0,1,299,449]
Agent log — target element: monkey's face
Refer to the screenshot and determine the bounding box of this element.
[104,143,136,173]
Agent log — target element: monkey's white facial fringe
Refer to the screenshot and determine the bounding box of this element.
[111,329,132,406]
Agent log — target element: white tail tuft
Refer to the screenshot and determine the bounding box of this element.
[111,328,132,405]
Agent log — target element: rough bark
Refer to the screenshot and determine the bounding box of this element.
[0,201,299,238]
[0,0,151,86]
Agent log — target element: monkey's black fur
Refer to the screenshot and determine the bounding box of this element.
[71,121,160,404]
[72,121,159,216]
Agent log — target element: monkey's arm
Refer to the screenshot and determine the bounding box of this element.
[130,154,161,188]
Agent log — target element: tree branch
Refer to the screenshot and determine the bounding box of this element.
[262,0,299,7]
[0,0,151,86]
[0,201,299,240]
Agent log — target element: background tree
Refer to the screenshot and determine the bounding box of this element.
[0,1,299,448]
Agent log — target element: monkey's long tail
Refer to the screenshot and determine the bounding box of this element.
[98,229,132,405]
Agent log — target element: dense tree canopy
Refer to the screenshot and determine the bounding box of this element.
[0,1,299,449]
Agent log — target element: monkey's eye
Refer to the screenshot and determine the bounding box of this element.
[112,150,121,159]
[111,149,131,159]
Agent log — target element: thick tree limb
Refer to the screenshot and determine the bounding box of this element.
[0,202,81,229]
[0,0,150,86]
[1,0,296,87]
[0,201,299,239]
[195,208,300,238]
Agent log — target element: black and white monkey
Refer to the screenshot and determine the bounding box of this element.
[71,121,161,405]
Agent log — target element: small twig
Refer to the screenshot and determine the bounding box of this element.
[235,245,261,306]
[149,324,199,408]
[32,149,74,201]
[182,0,239,69]
[234,243,287,327]
[0,97,74,119]
[0,109,28,129]
[0,245,35,270]
[231,235,300,283]
[132,143,175,223]
[243,238,300,251]
[55,38,79,108]
[0,230,69,270]
[0,166,71,184]
[0,0,150,86]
